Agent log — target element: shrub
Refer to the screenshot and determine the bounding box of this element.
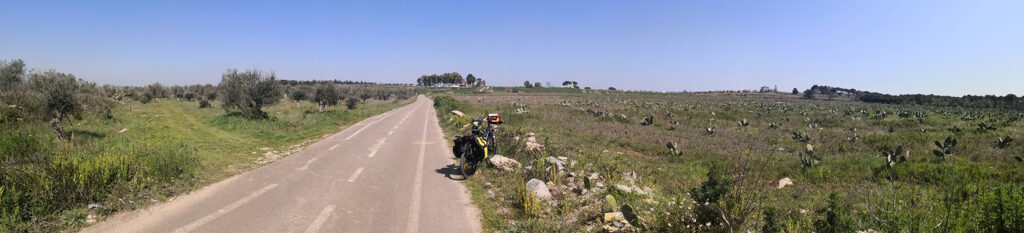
[345,97,359,110]
[28,70,80,140]
[290,89,307,102]
[980,185,1024,232]
[691,163,732,226]
[762,206,781,233]
[217,69,282,119]
[205,91,217,101]
[313,84,339,112]
[199,99,210,108]
[1,59,26,89]
[813,192,855,233]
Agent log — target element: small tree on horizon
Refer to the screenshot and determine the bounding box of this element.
[313,84,338,112]
[29,70,80,140]
[524,81,532,88]
[792,88,799,95]
[534,82,542,88]
[466,74,477,86]
[803,89,816,99]
[217,69,282,119]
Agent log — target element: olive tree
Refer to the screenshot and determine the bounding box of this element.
[1,59,26,89]
[217,69,282,119]
[28,70,80,140]
[313,84,338,112]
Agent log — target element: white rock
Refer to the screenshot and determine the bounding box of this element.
[614,184,649,195]
[488,154,521,171]
[451,110,464,117]
[545,156,566,171]
[526,178,553,201]
[777,177,794,189]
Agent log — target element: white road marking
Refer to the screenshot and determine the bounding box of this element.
[174,184,278,233]
[328,144,340,151]
[406,108,428,233]
[298,158,318,170]
[367,149,378,158]
[345,116,387,141]
[347,167,365,183]
[304,205,336,233]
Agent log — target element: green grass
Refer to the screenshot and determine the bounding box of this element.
[0,98,411,232]
[432,92,1024,232]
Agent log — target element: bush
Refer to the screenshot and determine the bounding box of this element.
[345,98,359,110]
[313,84,338,112]
[980,185,1024,232]
[217,69,282,119]
[199,99,210,108]
[813,192,855,233]
[28,70,80,140]
[1,59,26,89]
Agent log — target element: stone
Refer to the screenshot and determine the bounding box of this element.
[451,110,464,117]
[777,177,794,189]
[614,184,649,195]
[488,154,521,171]
[525,141,544,152]
[526,178,553,201]
[545,156,566,171]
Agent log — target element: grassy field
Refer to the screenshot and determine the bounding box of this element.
[432,92,1024,232]
[0,98,411,232]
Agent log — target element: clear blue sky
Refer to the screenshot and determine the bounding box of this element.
[2,1,1022,96]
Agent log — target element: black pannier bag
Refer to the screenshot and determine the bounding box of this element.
[452,136,468,158]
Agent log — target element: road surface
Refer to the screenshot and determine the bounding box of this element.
[83,95,481,233]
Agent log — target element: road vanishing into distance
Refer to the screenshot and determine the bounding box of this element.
[83,95,481,233]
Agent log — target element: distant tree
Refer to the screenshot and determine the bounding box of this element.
[562,81,571,86]
[572,81,579,89]
[803,89,815,99]
[534,82,542,88]
[584,87,591,90]
[1,59,26,89]
[290,89,307,102]
[792,88,799,95]
[184,92,196,101]
[145,83,168,99]
[205,92,217,101]
[345,97,359,109]
[313,84,338,112]
[466,74,477,86]
[524,81,532,88]
[28,70,80,140]
[217,69,282,119]
[609,87,617,91]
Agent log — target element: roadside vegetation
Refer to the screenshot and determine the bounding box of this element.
[433,90,1024,232]
[0,59,418,232]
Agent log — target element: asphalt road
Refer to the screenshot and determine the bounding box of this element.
[83,95,481,233]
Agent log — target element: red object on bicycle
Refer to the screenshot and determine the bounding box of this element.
[487,113,502,124]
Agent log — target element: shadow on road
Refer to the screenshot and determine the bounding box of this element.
[435,164,465,180]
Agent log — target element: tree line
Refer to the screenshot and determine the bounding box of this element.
[416,72,483,87]
[1,59,422,140]
[803,84,1023,109]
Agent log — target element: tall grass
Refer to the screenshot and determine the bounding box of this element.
[1,97,411,232]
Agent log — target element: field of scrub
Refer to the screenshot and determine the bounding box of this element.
[433,92,1024,232]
